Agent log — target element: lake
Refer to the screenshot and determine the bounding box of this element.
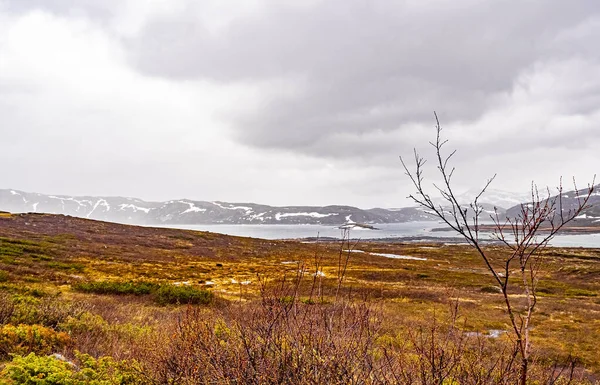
[157,222,600,248]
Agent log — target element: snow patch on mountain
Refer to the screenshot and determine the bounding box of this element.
[48,196,94,209]
[274,212,335,220]
[212,202,253,212]
[576,214,599,219]
[247,212,267,221]
[87,199,110,218]
[180,201,206,214]
[118,204,151,213]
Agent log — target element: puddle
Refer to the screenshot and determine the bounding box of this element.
[346,250,427,261]
[465,329,506,339]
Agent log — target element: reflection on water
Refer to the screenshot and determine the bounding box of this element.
[156,222,600,248]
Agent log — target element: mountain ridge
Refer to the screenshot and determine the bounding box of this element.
[0,189,433,225]
[3,186,596,227]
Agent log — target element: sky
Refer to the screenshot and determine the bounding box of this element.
[1,0,599,208]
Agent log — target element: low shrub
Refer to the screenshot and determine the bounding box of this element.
[8,295,88,327]
[566,288,597,297]
[6,295,39,325]
[0,352,143,384]
[0,353,74,384]
[73,281,157,296]
[536,287,555,295]
[153,285,213,305]
[0,324,71,359]
[144,296,591,385]
[46,261,85,272]
[480,285,502,294]
[35,297,90,328]
[0,292,15,325]
[72,281,212,306]
[59,312,152,360]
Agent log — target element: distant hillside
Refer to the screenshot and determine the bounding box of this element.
[0,189,434,225]
[436,188,531,210]
[505,185,600,227]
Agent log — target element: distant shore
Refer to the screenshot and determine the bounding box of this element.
[431,224,600,235]
[299,235,475,244]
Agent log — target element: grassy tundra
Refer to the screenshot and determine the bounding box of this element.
[0,213,599,384]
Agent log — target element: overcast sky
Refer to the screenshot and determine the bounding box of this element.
[1,0,598,208]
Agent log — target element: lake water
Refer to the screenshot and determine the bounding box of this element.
[158,222,600,248]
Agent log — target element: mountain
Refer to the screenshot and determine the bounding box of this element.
[0,189,435,226]
[433,188,531,211]
[426,188,530,220]
[456,188,532,209]
[505,185,600,227]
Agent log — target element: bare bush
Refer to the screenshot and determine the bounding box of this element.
[400,113,596,385]
[145,277,381,384]
[139,279,593,384]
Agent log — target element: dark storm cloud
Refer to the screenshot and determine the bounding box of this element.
[128,0,600,156]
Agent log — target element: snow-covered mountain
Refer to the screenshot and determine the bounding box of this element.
[0,189,434,225]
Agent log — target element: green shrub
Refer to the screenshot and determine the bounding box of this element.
[279,295,295,305]
[72,280,212,305]
[58,312,152,360]
[536,287,555,296]
[29,288,46,298]
[8,295,40,325]
[45,261,85,272]
[60,311,150,338]
[7,295,86,327]
[480,285,502,294]
[0,270,9,283]
[565,288,597,297]
[153,285,213,305]
[0,352,143,384]
[73,281,157,296]
[0,353,74,384]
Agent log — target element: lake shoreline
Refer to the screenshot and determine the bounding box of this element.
[431,224,600,234]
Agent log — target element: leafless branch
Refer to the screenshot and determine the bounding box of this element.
[401,113,595,385]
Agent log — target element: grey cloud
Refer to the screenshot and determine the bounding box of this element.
[128,0,600,157]
[1,0,599,207]
[3,0,116,19]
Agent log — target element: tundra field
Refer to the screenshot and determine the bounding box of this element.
[1,212,599,384]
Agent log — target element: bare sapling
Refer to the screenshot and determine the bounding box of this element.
[335,227,359,302]
[400,113,595,385]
